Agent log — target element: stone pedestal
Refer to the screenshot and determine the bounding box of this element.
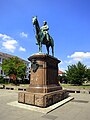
[18,54,68,107]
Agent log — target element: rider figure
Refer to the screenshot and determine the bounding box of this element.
[41,21,49,42]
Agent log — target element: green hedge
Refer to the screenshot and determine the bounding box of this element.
[0,76,5,84]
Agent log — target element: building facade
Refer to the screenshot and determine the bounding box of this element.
[0,52,29,80]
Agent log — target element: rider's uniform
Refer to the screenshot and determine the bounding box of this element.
[41,24,49,41]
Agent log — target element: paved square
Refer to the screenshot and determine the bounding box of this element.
[7,97,73,114]
[0,89,90,120]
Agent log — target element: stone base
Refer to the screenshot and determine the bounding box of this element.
[18,90,68,107]
[18,54,69,107]
[26,85,62,93]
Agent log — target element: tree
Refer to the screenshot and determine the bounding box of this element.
[86,69,90,81]
[66,61,87,85]
[2,57,26,84]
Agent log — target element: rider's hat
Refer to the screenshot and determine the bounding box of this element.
[43,21,47,24]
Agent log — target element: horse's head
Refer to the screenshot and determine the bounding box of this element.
[32,16,37,25]
[32,16,40,34]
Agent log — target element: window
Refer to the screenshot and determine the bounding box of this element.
[0,58,1,62]
[1,70,3,75]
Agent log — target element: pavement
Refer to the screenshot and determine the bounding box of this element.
[0,89,90,120]
[7,96,74,114]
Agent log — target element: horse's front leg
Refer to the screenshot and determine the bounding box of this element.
[39,42,42,53]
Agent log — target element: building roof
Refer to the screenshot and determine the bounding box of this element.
[0,52,29,63]
[0,52,13,58]
[58,70,65,74]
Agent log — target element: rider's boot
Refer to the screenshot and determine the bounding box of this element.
[36,42,38,45]
[36,40,38,45]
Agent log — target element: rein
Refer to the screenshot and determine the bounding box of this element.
[33,24,36,35]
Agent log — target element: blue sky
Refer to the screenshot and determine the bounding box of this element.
[0,0,90,71]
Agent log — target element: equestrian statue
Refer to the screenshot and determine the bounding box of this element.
[32,16,54,56]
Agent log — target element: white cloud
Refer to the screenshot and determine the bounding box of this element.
[0,33,18,52]
[68,52,90,58]
[68,52,90,60]
[65,52,90,68]
[58,52,90,71]
[2,40,17,53]
[20,32,28,38]
[0,34,11,40]
[64,60,74,64]
[59,61,63,65]
[19,46,26,52]
[59,67,66,72]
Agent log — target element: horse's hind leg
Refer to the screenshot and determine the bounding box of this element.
[52,46,54,56]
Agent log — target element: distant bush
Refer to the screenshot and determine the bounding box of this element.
[0,76,5,84]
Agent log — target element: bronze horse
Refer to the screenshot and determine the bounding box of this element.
[32,16,54,56]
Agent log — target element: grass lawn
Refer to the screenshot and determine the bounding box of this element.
[0,83,29,88]
[61,83,90,90]
[1,83,90,90]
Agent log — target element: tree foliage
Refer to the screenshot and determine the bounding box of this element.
[2,57,27,81]
[86,69,90,81]
[66,61,87,85]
